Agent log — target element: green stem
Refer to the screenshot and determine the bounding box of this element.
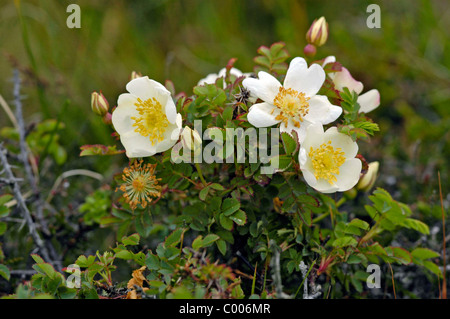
[195,163,207,186]
[336,197,347,208]
[312,211,330,224]
[313,196,346,225]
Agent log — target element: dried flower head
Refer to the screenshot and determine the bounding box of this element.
[117,160,161,210]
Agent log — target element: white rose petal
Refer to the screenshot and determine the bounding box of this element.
[197,67,249,87]
[323,56,380,113]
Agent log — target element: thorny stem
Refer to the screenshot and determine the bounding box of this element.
[12,70,52,240]
[14,69,36,193]
[0,143,53,267]
[172,170,197,186]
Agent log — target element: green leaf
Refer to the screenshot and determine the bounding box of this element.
[347,254,368,264]
[423,260,443,277]
[115,250,134,260]
[193,85,209,96]
[351,276,363,293]
[411,248,440,260]
[0,222,6,236]
[332,236,358,248]
[209,196,222,214]
[210,183,225,191]
[222,198,240,216]
[146,253,160,270]
[219,214,234,230]
[366,243,387,256]
[401,218,430,235]
[269,42,286,56]
[32,263,56,278]
[256,45,271,57]
[75,255,96,268]
[58,287,77,299]
[148,280,165,288]
[192,235,203,250]
[390,247,412,265]
[348,218,370,231]
[0,194,13,207]
[298,207,312,226]
[31,254,45,264]
[216,239,227,256]
[165,228,185,247]
[193,84,227,105]
[0,206,10,218]
[121,233,140,246]
[199,186,210,201]
[272,155,292,172]
[254,56,271,68]
[0,264,10,281]
[281,132,298,155]
[222,106,234,121]
[229,210,247,226]
[202,234,220,247]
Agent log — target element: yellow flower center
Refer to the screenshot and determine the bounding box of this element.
[309,141,346,184]
[131,97,169,145]
[132,177,145,192]
[272,87,310,128]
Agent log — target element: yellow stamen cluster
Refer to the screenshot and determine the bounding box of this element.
[131,97,169,145]
[309,141,346,184]
[117,160,161,210]
[272,87,310,128]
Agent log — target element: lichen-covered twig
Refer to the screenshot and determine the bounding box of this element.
[299,261,322,299]
[13,69,37,193]
[269,240,291,299]
[12,70,51,238]
[0,143,52,264]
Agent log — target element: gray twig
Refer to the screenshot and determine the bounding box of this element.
[269,240,291,299]
[0,143,53,265]
[13,69,36,193]
[12,70,51,238]
[299,261,322,299]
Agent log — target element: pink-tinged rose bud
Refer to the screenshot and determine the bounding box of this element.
[306,16,329,47]
[303,44,317,57]
[102,112,112,125]
[91,91,109,116]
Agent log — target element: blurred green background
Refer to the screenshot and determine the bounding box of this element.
[0,0,449,242]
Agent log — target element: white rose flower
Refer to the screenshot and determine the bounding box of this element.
[242,57,342,142]
[299,123,362,193]
[112,76,182,158]
[323,56,380,113]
